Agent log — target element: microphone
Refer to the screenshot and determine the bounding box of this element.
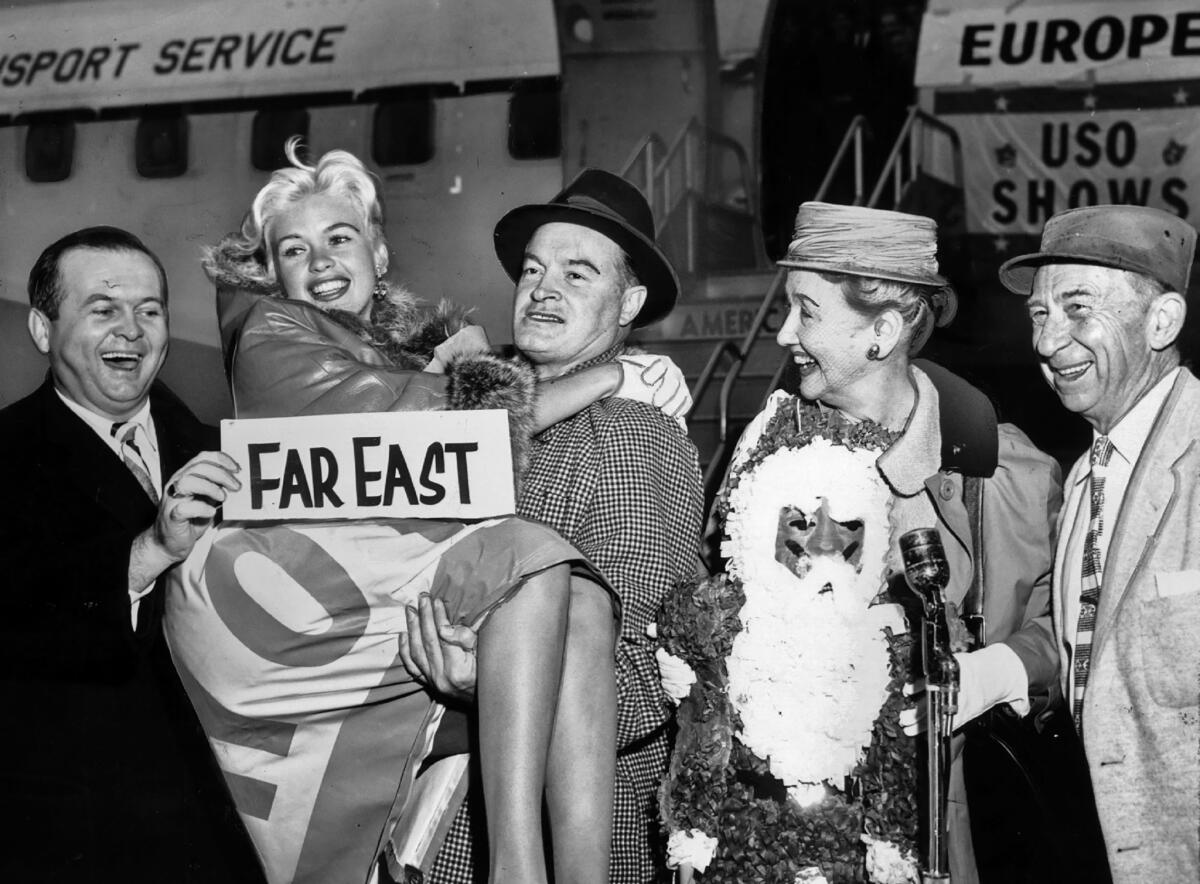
[899,527,950,617]
[900,527,958,883]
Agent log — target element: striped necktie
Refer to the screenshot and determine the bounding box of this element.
[1073,435,1115,731]
[112,421,159,504]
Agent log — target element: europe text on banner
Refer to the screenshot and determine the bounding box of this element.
[917,1,1200,89]
[164,516,585,884]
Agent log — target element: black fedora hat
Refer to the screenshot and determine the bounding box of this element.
[494,168,680,327]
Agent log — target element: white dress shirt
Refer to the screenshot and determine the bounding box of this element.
[56,390,162,627]
[1059,368,1179,701]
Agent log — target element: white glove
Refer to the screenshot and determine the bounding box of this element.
[899,644,1031,735]
[656,647,698,705]
[616,354,692,427]
[666,828,718,873]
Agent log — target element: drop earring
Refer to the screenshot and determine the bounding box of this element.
[373,267,388,302]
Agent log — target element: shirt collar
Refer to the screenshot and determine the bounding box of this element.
[56,389,157,453]
[875,365,943,497]
[551,343,630,378]
[1074,366,1179,485]
[524,343,629,442]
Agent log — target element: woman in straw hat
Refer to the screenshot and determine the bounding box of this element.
[168,140,691,884]
[657,203,1062,883]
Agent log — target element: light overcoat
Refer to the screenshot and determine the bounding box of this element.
[1053,368,1200,882]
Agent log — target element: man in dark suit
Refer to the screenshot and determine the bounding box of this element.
[0,227,263,883]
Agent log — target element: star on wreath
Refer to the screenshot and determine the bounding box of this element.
[1163,139,1187,166]
[994,143,1017,168]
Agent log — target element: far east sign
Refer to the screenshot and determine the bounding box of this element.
[917,1,1200,237]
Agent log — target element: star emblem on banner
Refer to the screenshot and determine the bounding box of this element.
[994,94,1009,112]
[1174,87,1190,105]
[995,143,1017,168]
[1164,139,1187,166]
[993,236,1010,253]
[1083,93,1098,110]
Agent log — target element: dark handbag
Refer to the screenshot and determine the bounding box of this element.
[959,476,1112,884]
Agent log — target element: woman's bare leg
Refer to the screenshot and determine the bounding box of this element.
[477,565,570,884]
[545,576,617,884]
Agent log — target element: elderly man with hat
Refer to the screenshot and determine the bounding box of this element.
[1000,204,1200,882]
[408,169,704,883]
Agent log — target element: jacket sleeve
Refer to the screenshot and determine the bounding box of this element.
[987,423,1064,697]
[0,470,145,679]
[574,404,704,751]
[231,299,451,418]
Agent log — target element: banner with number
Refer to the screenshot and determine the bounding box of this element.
[165,515,586,884]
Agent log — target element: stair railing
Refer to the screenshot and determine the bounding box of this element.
[620,117,759,275]
[868,106,964,209]
[620,132,668,218]
[815,112,871,207]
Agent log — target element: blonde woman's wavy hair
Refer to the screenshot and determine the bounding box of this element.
[212,137,386,288]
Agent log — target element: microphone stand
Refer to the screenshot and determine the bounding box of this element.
[900,527,960,884]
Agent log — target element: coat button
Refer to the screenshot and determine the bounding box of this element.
[939,478,955,500]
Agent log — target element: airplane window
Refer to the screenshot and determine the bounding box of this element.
[25,120,75,183]
[136,112,189,179]
[252,109,310,171]
[373,95,434,166]
[508,78,561,160]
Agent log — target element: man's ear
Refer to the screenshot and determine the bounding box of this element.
[27,308,51,356]
[618,285,647,327]
[1147,290,1187,351]
[871,308,906,360]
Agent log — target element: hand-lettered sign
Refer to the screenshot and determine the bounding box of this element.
[220,410,514,521]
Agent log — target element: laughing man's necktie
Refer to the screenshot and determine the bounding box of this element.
[111,421,159,504]
[1073,435,1115,731]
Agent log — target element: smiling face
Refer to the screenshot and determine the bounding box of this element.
[776,270,878,411]
[1028,263,1175,434]
[269,192,387,320]
[512,222,647,378]
[28,247,169,422]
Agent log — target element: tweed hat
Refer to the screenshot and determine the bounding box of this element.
[494,168,680,327]
[999,205,1197,295]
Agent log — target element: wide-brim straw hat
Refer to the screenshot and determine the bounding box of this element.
[494,168,680,327]
[778,201,948,288]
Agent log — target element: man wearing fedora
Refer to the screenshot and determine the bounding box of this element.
[408,169,704,883]
[1000,204,1200,882]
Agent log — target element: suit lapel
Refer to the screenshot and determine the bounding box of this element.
[36,381,158,532]
[1094,372,1196,653]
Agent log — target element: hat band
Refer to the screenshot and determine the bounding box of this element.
[563,194,616,213]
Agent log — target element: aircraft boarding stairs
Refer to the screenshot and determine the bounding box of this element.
[622,110,966,505]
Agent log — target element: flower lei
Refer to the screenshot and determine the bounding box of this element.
[658,394,920,883]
